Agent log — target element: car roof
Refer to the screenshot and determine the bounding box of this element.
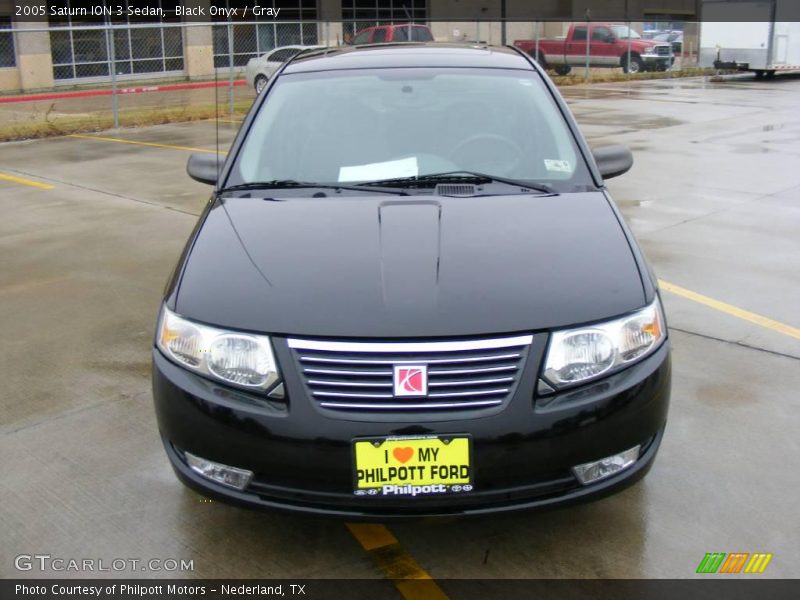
[265,45,323,55]
[284,43,532,73]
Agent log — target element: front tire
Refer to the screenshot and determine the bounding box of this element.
[554,65,572,76]
[255,75,268,94]
[622,55,644,74]
[529,51,547,71]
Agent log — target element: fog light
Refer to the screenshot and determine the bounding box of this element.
[185,452,253,490]
[572,445,640,485]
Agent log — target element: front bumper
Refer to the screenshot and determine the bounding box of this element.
[642,54,674,68]
[152,338,670,519]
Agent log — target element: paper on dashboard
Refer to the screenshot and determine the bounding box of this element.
[338,157,418,182]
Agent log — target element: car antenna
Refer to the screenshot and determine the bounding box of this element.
[214,39,220,190]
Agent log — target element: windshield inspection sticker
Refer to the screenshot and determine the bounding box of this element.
[544,159,572,173]
[544,158,572,173]
[339,157,418,182]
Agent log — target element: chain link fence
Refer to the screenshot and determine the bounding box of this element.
[0,20,709,141]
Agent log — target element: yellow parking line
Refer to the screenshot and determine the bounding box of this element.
[659,279,800,340]
[68,133,225,154]
[218,118,243,124]
[346,523,449,600]
[0,172,54,190]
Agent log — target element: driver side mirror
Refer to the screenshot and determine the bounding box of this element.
[187,153,224,186]
[592,145,633,180]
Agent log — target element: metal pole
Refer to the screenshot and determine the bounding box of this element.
[585,21,591,81]
[105,25,118,129]
[227,21,234,118]
[501,0,507,45]
[627,21,632,79]
[476,20,480,44]
[535,21,539,64]
[325,21,330,47]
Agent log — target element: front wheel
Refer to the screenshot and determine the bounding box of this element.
[554,65,572,76]
[530,51,547,70]
[254,75,268,94]
[622,55,644,74]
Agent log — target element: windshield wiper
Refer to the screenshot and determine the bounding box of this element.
[218,180,409,195]
[355,171,556,194]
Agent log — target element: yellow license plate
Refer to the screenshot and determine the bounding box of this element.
[353,435,472,497]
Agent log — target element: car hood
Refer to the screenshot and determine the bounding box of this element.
[174,193,645,337]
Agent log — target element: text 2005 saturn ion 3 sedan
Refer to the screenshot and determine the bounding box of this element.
[152,44,670,518]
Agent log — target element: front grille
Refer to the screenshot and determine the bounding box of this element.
[655,45,671,56]
[288,335,532,412]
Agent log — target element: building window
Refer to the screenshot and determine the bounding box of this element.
[342,0,427,37]
[0,19,15,68]
[212,1,318,68]
[48,0,184,81]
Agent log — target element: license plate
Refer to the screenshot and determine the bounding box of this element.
[352,435,472,497]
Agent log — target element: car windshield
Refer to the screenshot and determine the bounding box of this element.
[611,26,641,39]
[229,67,593,193]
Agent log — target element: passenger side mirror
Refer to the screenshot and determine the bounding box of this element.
[592,145,633,180]
[187,153,224,185]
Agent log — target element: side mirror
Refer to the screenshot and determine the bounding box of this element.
[605,34,615,43]
[592,144,633,180]
[187,153,224,185]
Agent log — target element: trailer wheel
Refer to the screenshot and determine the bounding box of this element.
[555,65,572,76]
[754,70,765,79]
[765,70,776,79]
[622,55,644,74]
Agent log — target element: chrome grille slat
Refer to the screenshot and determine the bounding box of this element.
[313,391,394,399]
[428,376,515,388]
[319,399,503,410]
[298,352,522,365]
[290,334,532,413]
[308,379,392,388]
[428,364,517,375]
[428,388,509,398]
[303,368,393,376]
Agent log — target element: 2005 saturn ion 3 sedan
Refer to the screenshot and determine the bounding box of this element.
[152,43,671,518]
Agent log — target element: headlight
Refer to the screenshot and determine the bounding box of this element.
[157,306,280,391]
[543,298,665,387]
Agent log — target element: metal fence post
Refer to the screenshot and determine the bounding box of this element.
[227,21,234,118]
[585,21,591,81]
[534,21,539,64]
[476,20,480,44]
[627,21,632,79]
[105,24,119,129]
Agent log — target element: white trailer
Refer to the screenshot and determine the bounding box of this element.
[700,0,800,77]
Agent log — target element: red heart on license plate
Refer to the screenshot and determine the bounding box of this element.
[393,447,414,464]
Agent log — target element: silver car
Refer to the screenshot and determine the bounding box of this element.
[245,45,325,94]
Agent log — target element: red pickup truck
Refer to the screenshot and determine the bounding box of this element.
[515,23,673,75]
[352,24,434,45]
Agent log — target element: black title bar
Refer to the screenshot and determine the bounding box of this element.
[4,0,800,23]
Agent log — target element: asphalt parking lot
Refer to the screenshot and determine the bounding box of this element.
[1,73,799,585]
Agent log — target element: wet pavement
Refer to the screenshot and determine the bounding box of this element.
[1,73,799,581]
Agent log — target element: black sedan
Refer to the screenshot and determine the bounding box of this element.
[152,43,671,518]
